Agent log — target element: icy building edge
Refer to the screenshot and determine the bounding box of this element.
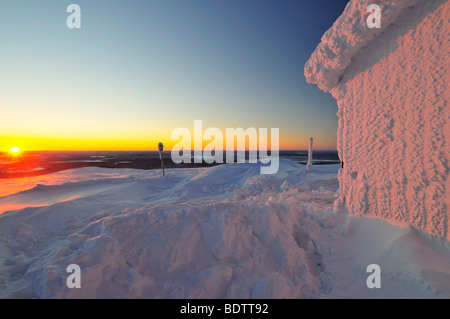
[304,0,449,240]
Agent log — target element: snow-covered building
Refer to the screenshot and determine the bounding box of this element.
[305,0,449,239]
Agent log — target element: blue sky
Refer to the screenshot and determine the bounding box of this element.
[0,0,349,150]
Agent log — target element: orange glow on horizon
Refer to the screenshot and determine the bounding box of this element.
[1,134,336,152]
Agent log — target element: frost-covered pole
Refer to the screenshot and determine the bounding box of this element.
[307,137,313,169]
[158,142,165,176]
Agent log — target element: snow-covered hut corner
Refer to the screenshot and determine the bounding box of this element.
[305,0,449,240]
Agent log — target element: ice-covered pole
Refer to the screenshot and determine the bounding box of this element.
[158,142,165,176]
[307,137,313,169]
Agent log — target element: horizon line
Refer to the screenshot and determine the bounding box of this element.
[1,148,338,153]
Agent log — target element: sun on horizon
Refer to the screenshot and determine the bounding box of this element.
[9,146,20,153]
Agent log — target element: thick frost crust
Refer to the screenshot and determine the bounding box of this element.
[305,0,449,239]
[304,0,420,93]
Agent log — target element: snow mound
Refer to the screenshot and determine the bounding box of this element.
[0,161,449,298]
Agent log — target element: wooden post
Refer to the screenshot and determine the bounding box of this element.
[307,137,313,169]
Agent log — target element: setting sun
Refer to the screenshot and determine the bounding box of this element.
[10,146,20,153]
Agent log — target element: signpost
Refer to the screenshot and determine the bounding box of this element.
[158,142,165,176]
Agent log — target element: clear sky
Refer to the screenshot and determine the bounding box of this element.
[0,0,349,151]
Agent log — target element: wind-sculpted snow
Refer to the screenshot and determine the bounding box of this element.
[1,162,449,298]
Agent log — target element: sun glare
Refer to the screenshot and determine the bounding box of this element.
[10,146,20,153]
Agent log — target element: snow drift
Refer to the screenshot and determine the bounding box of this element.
[305,0,449,239]
[1,161,449,298]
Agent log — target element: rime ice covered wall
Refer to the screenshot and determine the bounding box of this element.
[305,0,449,239]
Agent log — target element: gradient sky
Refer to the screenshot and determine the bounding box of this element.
[0,0,349,151]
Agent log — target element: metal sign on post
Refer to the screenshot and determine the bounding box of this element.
[158,142,165,176]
